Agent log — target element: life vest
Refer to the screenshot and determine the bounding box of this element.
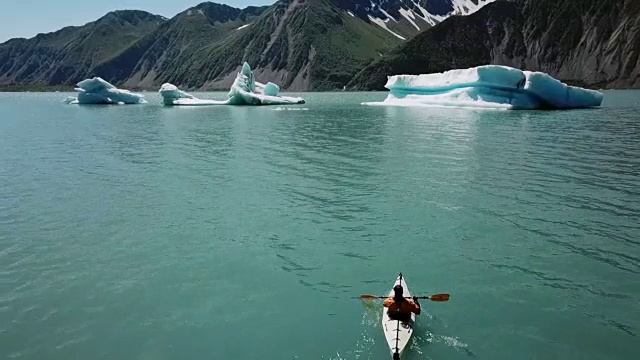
[384,297,419,322]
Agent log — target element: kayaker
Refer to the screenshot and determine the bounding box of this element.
[383,285,421,322]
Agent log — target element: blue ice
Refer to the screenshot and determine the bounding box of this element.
[364,65,603,110]
[64,77,146,105]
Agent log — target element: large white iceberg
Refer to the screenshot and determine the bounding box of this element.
[160,62,305,106]
[64,77,146,104]
[364,65,603,110]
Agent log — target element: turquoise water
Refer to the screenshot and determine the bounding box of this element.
[1,91,639,360]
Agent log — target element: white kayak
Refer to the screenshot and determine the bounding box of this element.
[382,273,415,359]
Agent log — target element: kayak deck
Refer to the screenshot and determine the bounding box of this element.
[381,273,415,359]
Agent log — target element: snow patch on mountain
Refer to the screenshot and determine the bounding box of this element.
[451,0,494,16]
[368,15,406,40]
[380,8,398,22]
[399,8,420,31]
[412,1,449,26]
[343,1,495,32]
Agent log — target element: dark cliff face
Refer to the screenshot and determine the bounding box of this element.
[516,0,640,88]
[348,0,640,90]
[0,10,165,85]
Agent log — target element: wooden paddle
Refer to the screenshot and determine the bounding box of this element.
[359,293,450,301]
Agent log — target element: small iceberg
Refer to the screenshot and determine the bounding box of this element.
[364,65,603,110]
[64,77,146,105]
[158,83,218,106]
[159,62,305,106]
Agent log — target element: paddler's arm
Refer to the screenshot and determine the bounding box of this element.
[383,297,394,307]
[411,297,421,315]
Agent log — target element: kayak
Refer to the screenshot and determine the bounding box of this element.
[382,273,415,360]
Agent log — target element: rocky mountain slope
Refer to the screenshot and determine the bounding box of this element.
[348,0,640,89]
[0,10,165,86]
[93,0,404,91]
[0,0,495,91]
[91,2,268,89]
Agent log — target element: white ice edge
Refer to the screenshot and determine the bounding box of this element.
[372,65,603,110]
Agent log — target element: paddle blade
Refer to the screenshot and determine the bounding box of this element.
[428,293,450,302]
[360,294,381,299]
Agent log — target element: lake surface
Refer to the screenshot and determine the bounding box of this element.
[1,91,639,360]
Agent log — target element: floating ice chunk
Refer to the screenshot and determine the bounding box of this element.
[158,83,227,105]
[158,83,193,103]
[159,62,304,106]
[240,62,256,92]
[64,77,146,105]
[158,83,225,106]
[272,107,309,111]
[364,65,603,110]
[63,96,78,104]
[227,63,305,105]
[263,82,280,97]
[523,71,603,109]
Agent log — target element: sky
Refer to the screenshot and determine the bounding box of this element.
[0,0,273,42]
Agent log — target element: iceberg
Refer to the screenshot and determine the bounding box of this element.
[364,65,603,110]
[159,62,305,106]
[158,83,224,106]
[64,77,146,105]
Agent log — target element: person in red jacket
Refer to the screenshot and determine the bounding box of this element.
[383,284,421,322]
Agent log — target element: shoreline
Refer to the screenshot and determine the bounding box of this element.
[0,83,636,93]
[0,87,372,93]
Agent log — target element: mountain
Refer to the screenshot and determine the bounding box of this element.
[91,2,269,89]
[0,10,165,86]
[5,0,637,91]
[95,0,495,91]
[92,0,404,91]
[348,0,640,90]
[0,0,495,91]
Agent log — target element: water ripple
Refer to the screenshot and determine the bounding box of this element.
[1,92,640,360]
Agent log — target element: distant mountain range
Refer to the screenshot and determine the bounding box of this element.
[0,0,637,91]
